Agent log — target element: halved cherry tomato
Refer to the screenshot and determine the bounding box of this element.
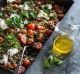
[27,30,35,36]
[27,24,36,30]
[36,25,45,30]
[46,29,53,37]
[23,58,31,68]
[18,33,27,45]
[33,42,42,51]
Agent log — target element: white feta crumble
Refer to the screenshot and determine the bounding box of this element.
[0,55,8,64]
[7,0,16,3]
[37,10,49,20]
[10,14,20,18]
[0,19,8,30]
[47,4,52,10]
[7,48,19,57]
[19,5,23,9]
[23,3,29,10]
[2,54,8,64]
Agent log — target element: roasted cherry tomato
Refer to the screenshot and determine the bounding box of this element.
[36,25,45,30]
[23,58,31,68]
[46,29,53,37]
[27,30,35,36]
[27,24,36,30]
[12,63,17,70]
[33,42,42,51]
[18,33,27,45]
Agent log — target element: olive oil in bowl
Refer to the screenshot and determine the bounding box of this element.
[52,35,73,56]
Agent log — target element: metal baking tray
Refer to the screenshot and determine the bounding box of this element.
[0,0,74,74]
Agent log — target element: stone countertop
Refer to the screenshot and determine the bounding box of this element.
[25,0,80,74]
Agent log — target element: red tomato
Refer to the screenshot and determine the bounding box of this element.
[36,25,45,30]
[46,30,53,37]
[12,63,17,70]
[18,33,27,45]
[23,58,31,68]
[27,30,35,36]
[33,42,42,51]
[27,24,36,30]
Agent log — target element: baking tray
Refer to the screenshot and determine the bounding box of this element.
[0,0,74,74]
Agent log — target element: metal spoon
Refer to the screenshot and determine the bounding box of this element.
[13,46,28,74]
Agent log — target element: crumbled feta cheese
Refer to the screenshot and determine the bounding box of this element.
[7,48,19,57]
[7,0,16,3]
[19,5,23,9]
[47,4,52,10]
[16,28,20,32]
[0,55,8,64]
[2,55,8,64]
[23,3,29,10]
[10,14,20,18]
[19,3,30,10]
[0,19,8,30]
[37,10,49,20]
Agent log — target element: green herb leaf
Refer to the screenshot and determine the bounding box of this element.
[43,59,51,69]
[5,16,24,28]
[1,34,21,51]
[29,11,37,19]
[53,57,63,65]
[20,11,29,19]
[42,4,50,14]
[50,15,57,20]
